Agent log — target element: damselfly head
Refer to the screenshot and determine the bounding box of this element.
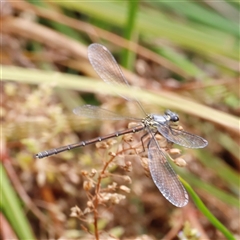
[165,110,179,122]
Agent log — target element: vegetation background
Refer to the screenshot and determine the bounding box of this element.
[1,0,239,239]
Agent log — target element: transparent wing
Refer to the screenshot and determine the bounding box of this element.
[148,137,188,207]
[88,43,147,116]
[73,105,138,121]
[88,43,131,101]
[157,125,208,148]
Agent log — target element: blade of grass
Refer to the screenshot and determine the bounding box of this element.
[2,65,239,134]
[0,163,35,239]
[152,1,239,37]
[216,133,240,161]
[57,1,239,59]
[153,46,204,77]
[121,0,139,70]
[180,176,236,240]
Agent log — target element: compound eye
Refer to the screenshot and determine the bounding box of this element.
[172,116,179,122]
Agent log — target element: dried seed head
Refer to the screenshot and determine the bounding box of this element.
[120,185,131,193]
[100,193,110,202]
[83,181,94,191]
[135,148,143,154]
[128,122,141,128]
[108,152,116,157]
[111,193,126,204]
[89,169,97,177]
[108,182,118,191]
[70,205,83,218]
[81,170,89,177]
[140,157,151,178]
[155,134,164,141]
[123,133,134,142]
[87,200,93,208]
[96,141,109,149]
[107,139,118,146]
[123,161,132,172]
[173,158,187,167]
[169,148,181,156]
[122,175,132,184]
[83,207,91,214]
[101,193,126,204]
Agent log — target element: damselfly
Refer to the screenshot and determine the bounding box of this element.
[36,43,208,207]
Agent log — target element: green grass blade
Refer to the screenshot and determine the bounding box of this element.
[0,163,35,239]
[180,177,236,240]
[153,46,204,77]
[121,0,139,70]
[56,1,239,59]
[152,1,239,37]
